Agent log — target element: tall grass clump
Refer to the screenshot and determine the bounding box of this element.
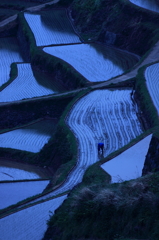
[43,172,159,240]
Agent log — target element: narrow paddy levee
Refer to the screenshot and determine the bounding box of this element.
[0,37,24,87]
[129,0,159,12]
[145,62,159,114]
[25,89,143,204]
[44,43,139,82]
[101,134,152,183]
[0,180,50,210]
[0,63,59,102]
[24,9,81,46]
[0,119,56,153]
[0,195,67,240]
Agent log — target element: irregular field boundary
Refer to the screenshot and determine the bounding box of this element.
[0,88,91,219]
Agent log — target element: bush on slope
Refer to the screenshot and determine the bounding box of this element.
[43,171,159,240]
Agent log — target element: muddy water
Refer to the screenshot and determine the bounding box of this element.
[0,180,50,209]
[0,160,53,179]
[0,119,57,153]
[0,195,67,240]
[101,135,152,183]
[129,0,159,12]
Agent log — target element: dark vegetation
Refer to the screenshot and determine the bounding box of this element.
[71,0,159,56]
[43,171,159,240]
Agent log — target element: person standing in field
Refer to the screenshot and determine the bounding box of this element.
[98,142,104,154]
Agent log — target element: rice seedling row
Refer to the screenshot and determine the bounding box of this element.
[0,37,23,87]
[129,0,159,12]
[44,43,139,82]
[25,89,143,204]
[145,63,159,115]
[0,63,58,102]
[24,9,81,46]
[0,195,67,240]
[0,180,50,210]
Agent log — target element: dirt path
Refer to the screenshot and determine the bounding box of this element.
[25,0,59,12]
[0,15,17,28]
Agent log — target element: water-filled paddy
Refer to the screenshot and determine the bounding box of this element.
[44,43,139,82]
[0,195,67,240]
[0,119,57,153]
[129,0,159,12]
[101,134,152,183]
[0,63,62,102]
[0,180,49,209]
[145,63,159,114]
[24,9,81,46]
[0,37,23,87]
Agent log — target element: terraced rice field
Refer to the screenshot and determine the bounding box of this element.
[101,134,152,183]
[24,9,81,46]
[0,37,23,87]
[0,120,56,153]
[27,89,143,203]
[129,0,159,12]
[0,63,58,102]
[145,63,159,114]
[44,43,139,82]
[0,166,40,181]
[0,180,49,209]
[0,195,67,240]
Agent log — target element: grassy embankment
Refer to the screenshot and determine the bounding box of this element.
[43,168,159,240]
[71,0,159,56]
